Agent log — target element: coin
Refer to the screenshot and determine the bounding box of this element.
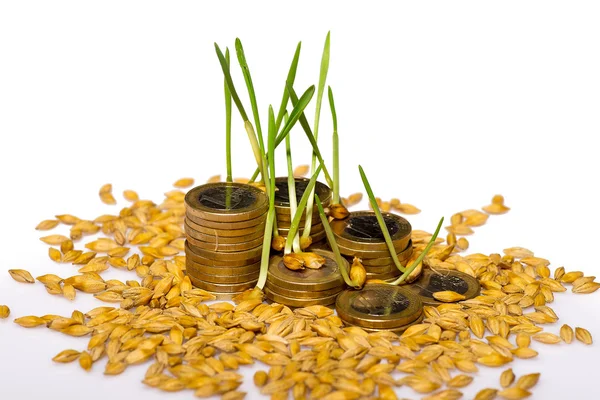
[185,183,268,222]
[189,275,258,293]
[185,241,261,267]
[265,280,344,299]
[185,217,266,238]
[335,284,423,329]
[185,233,263,253]
[331,211,411,252]
[405,268,480,306]
[346,312,425,334]
[365,270,401,281]
[186,258,261,276]
[265,287,339,308]
[277,223,325,235]
[274,177,332,210]
[187,268,260,284]
[337,239,414,259]
[185,211,266,230]
[361,263,402,274]
[267,249,346,291]
[276,219,322,229]
[186,241,262,261]
[184,224,264,244]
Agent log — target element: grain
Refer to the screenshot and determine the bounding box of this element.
[173,178,194,188]
[575,327,593,344]
[515,373,540,390]
[474,388,498,400]
[8,269,35,284]
[433,291,466,303]
[52,349,81,363]
[560,324,574,344]
[532,332,561,344]
[500,368,515,388]
[0,305,10,319]
[36,219,60,230]
[497,387,531,399]
[293,165,309,177]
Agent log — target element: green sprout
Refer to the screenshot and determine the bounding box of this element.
[329,86,340,204]
[224,48,233,183]
[285,134,302,253]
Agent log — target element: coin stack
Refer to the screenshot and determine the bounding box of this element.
[330,211,413,282]
[274,177,332,245]
[184,182,268,299]
[406,268,480,306]
[265,249,347,308]
[336,284,424,333]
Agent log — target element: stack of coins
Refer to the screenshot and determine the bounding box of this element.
[331,211,413,281]
[406,268,480,306]
[184,182,268,299]
[336,284,424,333]
[265,249,347,307]
[274,177,332,244]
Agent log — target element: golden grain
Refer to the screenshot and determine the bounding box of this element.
[575,327,593,345]
[500,368,515,388]
[497,387,531,399]
[8,269,35,283]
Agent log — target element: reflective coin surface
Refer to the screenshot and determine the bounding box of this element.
[185,183,268,222]
[337,239,414,259]
[185,233,263,253]
[265,287,339,308]
[185,211,266,230]
[185,241,261,267]
[185,223,265,244]
[265,280,344,299]
[331,211,411,251]
[274,177,332,210]
[186,259,261,276]
[406,268,480,306]
[189,276,258,293]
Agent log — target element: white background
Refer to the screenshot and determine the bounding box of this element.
[1,1,600,399]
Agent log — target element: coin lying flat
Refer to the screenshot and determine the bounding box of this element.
[365,270,402,281]
[187,269,260,284]
[355,313,425,334]
[405,268,480,306]
[277,223,325,236]
[337,239,414,259]
[185,241,261,267]
[185,211,266,230]
[361,263,403,274]
[186,241,262,261]
[276,219,322,229]
[185,183,268,222]
[185,218,266,238]
[265,287,339,308]
[185,233,263,253]
[265,280,344,299]
[331,211,411,252]
[336,284,423,330]
[184,224,265,244]
[267,249,346,291]
[186,259,261,276]
[274,177,332,210]
[189,275,258,293]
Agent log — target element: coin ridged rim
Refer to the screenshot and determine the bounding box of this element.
[189,275,258,293]
[185,217,266,238]
[277,223,325,235]
[185,212,266,230]
[265,280,345,299]
[280,230,327,244]
[365,270,402,280]
[350,246,413,267]
[187,268,260,284]
[342,312,424,334]
[276,219,322,229]
[186,259,261,276]
[338,239,414,259]
[185,241,262,261]
[362,264,404,274]
[265,287,339,308]
[185,223,265,244]
[406,268,481,306]
[267,249,346,291]
[335,284,423,329]
[273,177,332,209]
[185,233,263,253]
[185,182,268,222]
[185,241,261,266]
[331,211,412,251]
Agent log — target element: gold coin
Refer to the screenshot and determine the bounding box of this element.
[185,217,266,238]
[265,287,339,308]
[352,246,413,267]
[335,284,423,329]
[186,258,261,276]
[342,312,424,334]
[185,223,264,244]
[337,239,414,259]
[185,241,261,267]
[186,211,266,230]
[276,219,322,229]
[280,229,326,244]
[275,209,321,223]
[189,275,258,293]
[277,223,325,235]
[187,268,260,284]
[186,241,262,261]
[265,280,344,299]
[405,268,480,306]
[267,249,346,291]
[365,270,401,280]
[274,177,332,211]
[185,182,268,222]
[361,263,401,274]
[185,233,263,253]
[331,211,411,252]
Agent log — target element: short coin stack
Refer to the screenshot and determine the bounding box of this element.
[331,211,413,281]
[336,284,424,333]
[406,268,481,306]
[274,177,331,244]
[265,249,347,308]
[184,182,268,299]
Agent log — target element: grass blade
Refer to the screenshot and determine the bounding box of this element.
[225,48,233,182]
[275,42,302,132]
[329,86,339,203]
[359,165,405,272]
[214,43,248,121]
[285,134,301,253]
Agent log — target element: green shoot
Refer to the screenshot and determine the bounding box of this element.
[390,217,444,286]
[358,165,405,273]
[283,165,322,254]
[256,106,277,290]
[315,194,359,289]
[225,48,233,183]
[286,134,301,253]
[275,42,301,133]
[329,86,339,204]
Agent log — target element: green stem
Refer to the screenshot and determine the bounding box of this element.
[275,42,301,133]
[390,217,444,285]
[283,166,322,254]
[225,49,232,183]
[285,135,301,254]
[358,165,405,273]
[315,194,357,289]
[329,86,339,204]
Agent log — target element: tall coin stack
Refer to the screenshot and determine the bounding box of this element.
[274,177,332,244]
[184,182,268,299]
[265,249,347,307]
[331,211,413,282]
